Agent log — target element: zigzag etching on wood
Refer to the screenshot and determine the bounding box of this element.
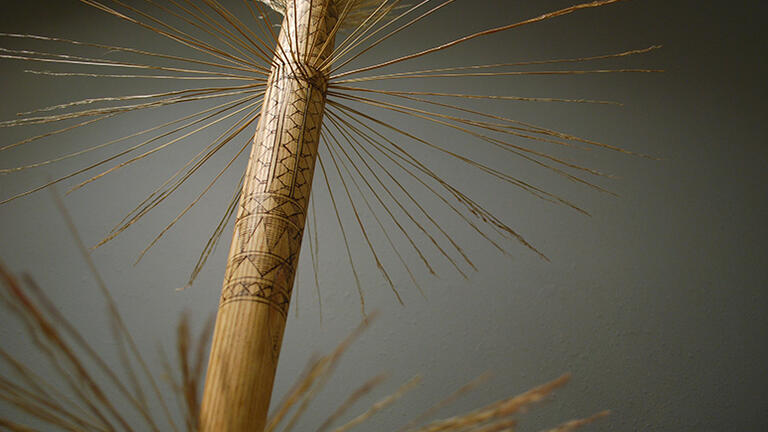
[201,1,337,430]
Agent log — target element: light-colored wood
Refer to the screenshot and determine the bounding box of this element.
[200,2,337,430]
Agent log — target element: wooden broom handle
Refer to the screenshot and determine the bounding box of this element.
[200,2,337,430]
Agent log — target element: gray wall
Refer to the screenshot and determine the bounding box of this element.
[1,0,766,430]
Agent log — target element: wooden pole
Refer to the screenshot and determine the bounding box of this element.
[200,2,337,430]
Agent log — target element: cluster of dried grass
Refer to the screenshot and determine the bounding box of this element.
[0,192,605,431]
[0,263,607,432]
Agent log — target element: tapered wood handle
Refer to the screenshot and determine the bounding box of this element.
[200,2,336,430]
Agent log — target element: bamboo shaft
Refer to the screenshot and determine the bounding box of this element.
[200,2,337,431]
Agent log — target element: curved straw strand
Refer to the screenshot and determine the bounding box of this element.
[0,49,257,81]
[325,111,439,276]
[325,129,426,297]
[328,104,511,257]
[79,0,259,70]
[106,98,260,231]
[1,87,261,129]
[307,193,323,320]
[332,44,661,80]
[328,100,546,259]
[330,92,609,205]
[323,125,404,302]
[330,85,622,106]
[332,0,626,79]
[15,83,262,117]
[319,0,396,71]
[0,348,102,429]
[326,112,468,277]
[327,110,476,272]
[332,376,422,432]
[184,174,243,290]
[0,115,112,154]
[1,90,261,176]
[0,32,264,74]
[316,374,389,432]
[331,90,611,177]
[316,144,367,317]
[135,134,252,263]
[197,0,281,63]
[90,102,264,250]
[0,93,259,205]
[333,68,662,84]
[106,0,263,69]
[362,86,654,158]
[67,94,263,195]
[147,0,270,68]
[22,69,258,80]
[325,0,452,73]
[49,192,182,432]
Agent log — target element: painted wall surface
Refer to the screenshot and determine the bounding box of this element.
[0,1,766,430]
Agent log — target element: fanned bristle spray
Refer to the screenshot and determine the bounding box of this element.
[0,0,659,430]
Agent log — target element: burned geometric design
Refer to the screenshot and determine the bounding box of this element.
[202,2,339,431]
[217,0,335,317]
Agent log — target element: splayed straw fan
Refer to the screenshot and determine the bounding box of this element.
[0,0,658,430]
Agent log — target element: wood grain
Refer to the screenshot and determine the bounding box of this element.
[200,2,337,430]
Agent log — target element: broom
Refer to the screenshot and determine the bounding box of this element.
[201,1,653,429]
[0,0,659,430]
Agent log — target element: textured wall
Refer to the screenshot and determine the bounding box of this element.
[0,1,766,430]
